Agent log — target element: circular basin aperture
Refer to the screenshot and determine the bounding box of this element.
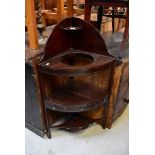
[61,53,94,67]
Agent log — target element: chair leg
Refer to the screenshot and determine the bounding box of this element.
[97,6,103,31]
[45,108,51,139]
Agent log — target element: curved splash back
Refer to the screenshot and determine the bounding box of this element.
[42,17,113,62]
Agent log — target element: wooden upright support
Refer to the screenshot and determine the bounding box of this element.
[106,65,123,128]
[57,0,65,22]
[25,0,39,49]
[67,0,74,17]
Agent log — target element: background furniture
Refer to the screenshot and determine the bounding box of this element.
[25,0,75,49]
[84,0,129,57]
[26,0,39,49]
[97,5,127,32]
[84,0,129,32]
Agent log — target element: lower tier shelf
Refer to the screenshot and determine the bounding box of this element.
[50,114,106,132]
[45,80,109,112]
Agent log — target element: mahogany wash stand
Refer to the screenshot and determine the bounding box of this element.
[25,17,129,138]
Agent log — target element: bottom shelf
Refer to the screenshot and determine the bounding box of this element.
[50,114,106,132]
[45,80,109,112]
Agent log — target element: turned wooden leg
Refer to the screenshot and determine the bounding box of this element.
[45,108,51,139]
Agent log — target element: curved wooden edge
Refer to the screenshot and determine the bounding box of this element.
[39,50,115,77]
[45,101,106,113]
[41,17,113,62]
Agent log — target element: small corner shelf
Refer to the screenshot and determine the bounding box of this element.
[45,80,108,112]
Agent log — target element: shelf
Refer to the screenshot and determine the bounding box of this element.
[51,115,94,132]
[39,49,115,76]
[45,80,109,112]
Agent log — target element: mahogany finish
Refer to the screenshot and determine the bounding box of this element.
[25,22,129,138]
[39,49,115,76]
[38,17,116,138]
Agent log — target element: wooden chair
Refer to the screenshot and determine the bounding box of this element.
[41,0,67,26]
[97,6,127,32]
[84,0,129,57]
[25,0,75,50]
[84,0,129,32]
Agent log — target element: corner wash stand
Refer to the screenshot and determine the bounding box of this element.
[25,17,129,138]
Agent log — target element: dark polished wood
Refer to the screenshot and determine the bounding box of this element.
[41,17,113,62]
[38,17,116,138]
[25,20,129,137]
[39,49,115,76]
